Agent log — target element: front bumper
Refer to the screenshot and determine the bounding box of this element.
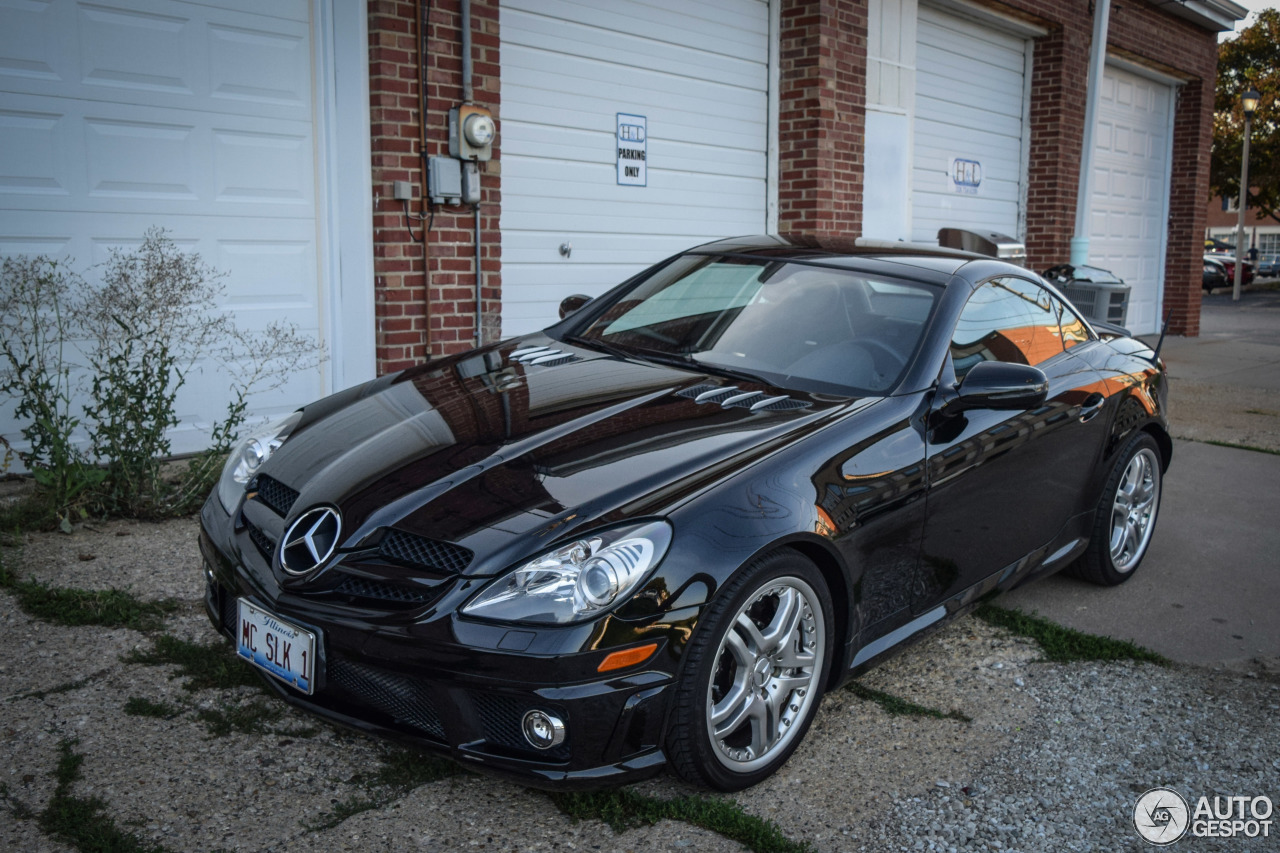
[198,497,679,789]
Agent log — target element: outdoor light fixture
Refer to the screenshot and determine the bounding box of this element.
[1242,88,1261,119]
[1234,87,1262,301]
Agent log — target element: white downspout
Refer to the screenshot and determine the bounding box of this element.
[1070,0,1112,266]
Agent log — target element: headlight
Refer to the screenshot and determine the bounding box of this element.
[216,412,302,512]
[462,521,672,624]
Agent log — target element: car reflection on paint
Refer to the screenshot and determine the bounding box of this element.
[199,235,1170,791]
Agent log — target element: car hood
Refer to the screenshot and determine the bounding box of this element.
[260,335,866,575]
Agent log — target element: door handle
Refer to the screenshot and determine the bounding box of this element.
[1078,393,1105,423]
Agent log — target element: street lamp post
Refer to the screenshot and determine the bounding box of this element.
[1233,88,1261,302]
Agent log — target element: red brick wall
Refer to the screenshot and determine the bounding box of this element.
[1205,196,1272,229]
[777,0,868,236]
[368,0,500,376]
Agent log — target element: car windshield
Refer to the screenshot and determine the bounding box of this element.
[569,255,939,395]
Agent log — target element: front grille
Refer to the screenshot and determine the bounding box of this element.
[331,573,441,606]
[471,692,570,760]
[327,658,445,740]
[243,516,275,561]
[254,474,299,517]
[379,530,473,574]
[219,587,238,636]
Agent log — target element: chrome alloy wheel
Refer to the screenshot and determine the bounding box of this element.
[705,577,826,773]
[1109,447,1161,573]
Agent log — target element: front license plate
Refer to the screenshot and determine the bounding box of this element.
[236,599,316,694]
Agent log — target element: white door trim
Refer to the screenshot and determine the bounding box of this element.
[1017,39,1033,241]
[314,0,376,391]
[767,0,780,234]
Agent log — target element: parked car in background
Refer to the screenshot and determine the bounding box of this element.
[1204,254,1254,288]
[1256,255,1279,279]
[200,236,1171,791]
[1203,258,1229,291]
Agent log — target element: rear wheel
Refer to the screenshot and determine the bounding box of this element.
[666,551,833,791]
[1069,432,1163,585]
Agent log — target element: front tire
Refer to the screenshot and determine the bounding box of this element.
[1069,432,1163,585]
[666,551,833,791]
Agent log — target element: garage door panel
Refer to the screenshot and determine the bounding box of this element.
[503,51,767,129]
[912,6,1027,244]
[503,165,765,207]
[504,123,765,179]
[1087,65,1172,335]
[505,0,766,59]
[0,0,311,122]
[502,97,766,159]
[501,0,768,338]
[503,8,766,88]
[0,92,314,216]
[504,233,689,265]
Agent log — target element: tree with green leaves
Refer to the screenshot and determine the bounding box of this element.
[1211,9,1280,223]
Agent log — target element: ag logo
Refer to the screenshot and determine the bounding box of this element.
[1134,787,1190,845]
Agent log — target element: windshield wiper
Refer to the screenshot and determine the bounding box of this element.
[625,349,768,385]
[565,335,768,385]
[564,334,634,360]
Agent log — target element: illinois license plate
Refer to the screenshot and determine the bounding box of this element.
[236,599,316,694]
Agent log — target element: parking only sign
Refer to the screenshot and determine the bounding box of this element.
[617,113,647,186]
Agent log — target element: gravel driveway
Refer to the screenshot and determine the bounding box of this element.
[2,518,1276,852]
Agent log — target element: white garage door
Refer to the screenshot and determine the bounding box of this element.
[1087,65,1173,335]
[500,0,771,338]
[913,6,1029,243]
[0,0,326,454]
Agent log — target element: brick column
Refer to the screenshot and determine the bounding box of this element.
[1023,23,1089,271]
[777,0,868,238]
[368,0,501,375]
[1163,78,1209,337]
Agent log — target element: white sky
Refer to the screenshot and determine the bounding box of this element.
[1221,0,1276,40]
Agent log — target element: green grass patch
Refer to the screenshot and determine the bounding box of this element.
[551,789,811,853]
[122,696,182,719]
[38,739,172,853]
[0,489,59,535]
[8,673,105,703]
[0,559,180,632]
[1202,439,1280,456]
[196,699,281,736]
[846,682,971,722]
[356,746,461,790]
[123,634,263,692]
[305,746,462,831]
[975,603,1169,665]
[194,699,318,739]
[304,796,381,831]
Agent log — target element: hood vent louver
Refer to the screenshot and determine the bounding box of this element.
[676,384,810,412]
[509,345,580,367]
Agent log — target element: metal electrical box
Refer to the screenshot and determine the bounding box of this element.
[937,228,1027,267]
[427,157,462,205]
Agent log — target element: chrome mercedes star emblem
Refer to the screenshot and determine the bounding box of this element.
[280,507,342,576]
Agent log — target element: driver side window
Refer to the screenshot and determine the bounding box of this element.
[951,278,1068,379]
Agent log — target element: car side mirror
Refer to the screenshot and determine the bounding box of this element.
[559,294,591,320]
[953,361,1048,411]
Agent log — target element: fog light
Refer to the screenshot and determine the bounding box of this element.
[521,710,566,750]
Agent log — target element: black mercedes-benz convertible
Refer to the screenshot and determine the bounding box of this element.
[199,235,1169,791]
